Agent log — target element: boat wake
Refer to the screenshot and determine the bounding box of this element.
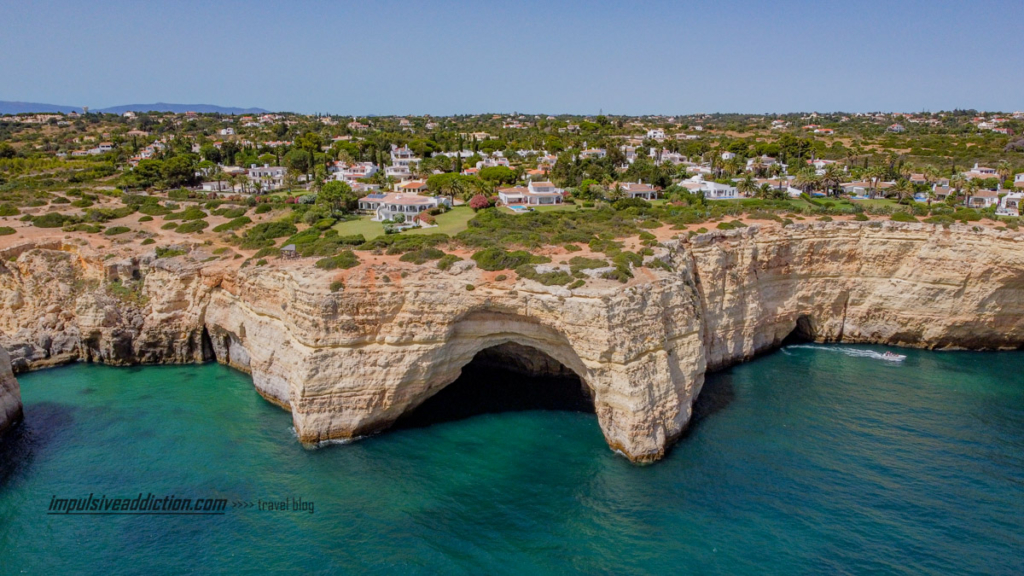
[784,344,904,362]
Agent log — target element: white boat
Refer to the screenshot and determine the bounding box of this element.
[881,351,906,362]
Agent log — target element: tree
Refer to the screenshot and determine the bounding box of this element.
[161,155,198,188]
[820,164,844,197]
[317,180,355,215]
[892,179,915,204]
[736,175,758,198]
[997,161,1011,188]
[199,145,221,164]
[283,149,312,175]
[478,166,517,185]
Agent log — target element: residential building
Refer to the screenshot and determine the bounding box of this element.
[966,190,1000,208]
[247,164,287,191]
[646,128,666,140]
[615,181,659,200]
[498,181,564,206]
[358,193,449,221]
[996,192,1022,217]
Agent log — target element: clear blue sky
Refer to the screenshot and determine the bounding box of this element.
[2,0,1021,115]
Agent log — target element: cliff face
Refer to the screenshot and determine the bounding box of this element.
[0,346,21,435]
[1,222,1022,462]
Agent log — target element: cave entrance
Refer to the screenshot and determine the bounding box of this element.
[781,314,817,345]
[393,342,594,430]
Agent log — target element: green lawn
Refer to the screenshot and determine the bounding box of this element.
[405,205,476,236]
[332,215,385,240]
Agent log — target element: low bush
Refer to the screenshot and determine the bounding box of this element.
[138,216,153,222]
[514,264,573,286]
[176,220,209,233]
[0,227,15,236]
[104,226,131,236]
[141,238,155,245]
[0,204,20,216]
[213,216,251,232]
[437,254,462,270]
[314,251,360,270]
[471,247,549,271]
[399,247,445,264]
[155,247,187,258]
[890,211,918,222]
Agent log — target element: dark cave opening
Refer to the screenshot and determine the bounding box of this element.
[780,314,817,346]
[393,342,595,430]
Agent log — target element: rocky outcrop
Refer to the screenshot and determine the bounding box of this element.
[0,346,21,435]
[1,222,1022,461]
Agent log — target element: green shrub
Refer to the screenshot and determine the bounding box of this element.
[0,204,19,216]
[495,274,508,281]
[141,238,156,245]
[255,204,273,214]
[817,215,833,222]
[315,251,360,270]
[213,216,252,233]
[155,247,187,258]
[471,247,549,271]
[165,206,207,221]
[890,211,917,222]
[330,281,344,292]
[161,222,178,230]
[514,264,573,285]
[253,247,278,259]
[138,204,172,216]
[437,254,462,270]
[63,221,104,233]
[71,199,94,208]
[138,216,153,222]
[104,226,131,236]
[564,243,582,252]
[256,259,268,266]
[465,284,475,291]
[853,213,870,221]
[176,220,209,233]
[0,227,15,236]
[568,256,608,273]
[215,207,247,218]
[32,213,76,228]
[568,279,585,289]
[51,196,71,204]
[241,221,297,249]
[399,247,446,264]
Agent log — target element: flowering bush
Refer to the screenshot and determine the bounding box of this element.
[469,194,490,211]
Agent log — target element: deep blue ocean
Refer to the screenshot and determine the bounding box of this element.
[1,345,1021,575]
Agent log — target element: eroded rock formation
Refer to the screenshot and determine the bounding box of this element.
[0,346,21,435]
[1,221,1022,461]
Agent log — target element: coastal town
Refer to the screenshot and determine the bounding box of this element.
[2,109,1023,277]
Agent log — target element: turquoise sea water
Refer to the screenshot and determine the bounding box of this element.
[1,345,1022,575]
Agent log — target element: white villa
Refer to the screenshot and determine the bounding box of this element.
[996,192,1022,217]
[966,190,1000,208]
[1015,173,1024,189]
[358,193,449,221]
[498,181,564,206]
[247,164,287,191]
[678,176,738,200]
[615,181,659,200]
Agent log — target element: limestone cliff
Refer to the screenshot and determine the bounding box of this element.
[0,346,21,435]
[1,221,1022,462]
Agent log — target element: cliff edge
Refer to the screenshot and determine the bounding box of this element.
[1,221,1022,462]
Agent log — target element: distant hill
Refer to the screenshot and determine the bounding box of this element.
[0,101,82,114]
[0,100,268,115]
[96,103,269,115]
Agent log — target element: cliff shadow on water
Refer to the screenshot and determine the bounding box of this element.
[393,342,595,430]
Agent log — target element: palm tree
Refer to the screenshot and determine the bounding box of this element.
[820,164,844,197]
[997,161,1011,189]
[865,166,887,199]
[736,175,758,198]
[963,179,980,207]
[892,179,915,204]
[949,174,966,205]
[794,169,820,194]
